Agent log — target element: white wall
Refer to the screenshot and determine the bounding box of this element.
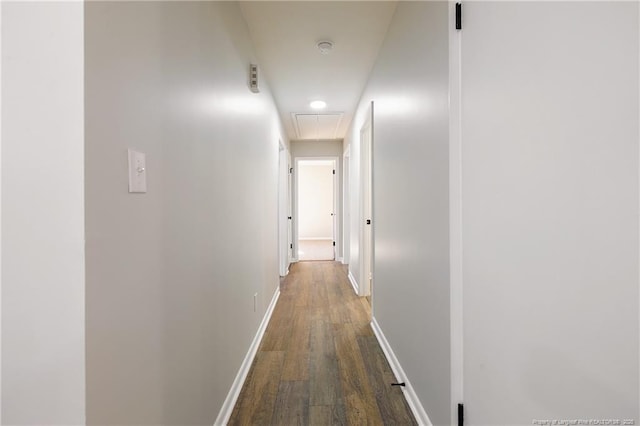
[345,2,450,424]
[84,2,286,424]
[298,163,334,239]
[290,139,343,258]
[459,2,639,423]
[1,2,86,424]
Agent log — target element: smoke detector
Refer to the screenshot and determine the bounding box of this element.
[316,40,333,55]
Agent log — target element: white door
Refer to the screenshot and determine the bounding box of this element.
[360,104,373,297]
[458,2,639,423]
[287,155,293,262]
[332,162,337,260]
[278,143,288,276]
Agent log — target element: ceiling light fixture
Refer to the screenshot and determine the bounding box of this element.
[316,40,333,55]
[310,100,327,109]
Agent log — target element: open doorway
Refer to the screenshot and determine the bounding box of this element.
[296,158,337,261]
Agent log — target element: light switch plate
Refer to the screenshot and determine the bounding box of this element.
[128,149,147,193]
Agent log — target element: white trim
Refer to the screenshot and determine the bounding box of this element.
[0,1,4,419]
[214,286,281,426]
[298,237,333,241]
[358,103,373,298]
[637,0,640,414]
[336,256,344,263]
[371,317,433,426]
[287,151,294,266]
[449,1,464,424]
[342,147,350,266]
[278,141,290,277]
[347,270,359,295]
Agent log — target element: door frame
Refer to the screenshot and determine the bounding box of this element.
[287,151,293,266]
[294,156,339,262]
[342,147,350,265]
[278,141,291,276]
[359,102,373,298]
[449,2,463,423]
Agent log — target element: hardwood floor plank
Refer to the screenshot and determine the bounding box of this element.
[309,313,341,404]
[228,351,284,425]
[326,265,352,325]
[309,350,343,406]
[310,319,335,355]
[310,404,347,426]
[334,323,384,425]
[285,310,311,352]
[357,336,418,425]
[281,350,310,381]
[271,381,310,426]
[309,291,344,407]
[310,274,330,322]
[310,405,331,425]
[259,297,294,351]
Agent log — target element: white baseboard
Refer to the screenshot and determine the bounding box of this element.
[336,256,344,263]
[370,317,433,426]
[347,270,359,295]
[214,286,281,426]
[280,265,289,278]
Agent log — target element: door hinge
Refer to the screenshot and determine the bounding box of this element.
[288,216,292,220]
[332,241,336,247]
[366,219,371,225]
[290,243,293,249]
[458,403,464,426]
[455,3,462,30]
[289,167,293,174]
[333,169,336,175]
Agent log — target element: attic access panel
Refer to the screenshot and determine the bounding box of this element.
[292,113,343,140]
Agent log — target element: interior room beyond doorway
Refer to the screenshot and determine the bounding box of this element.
[297,159,336,261]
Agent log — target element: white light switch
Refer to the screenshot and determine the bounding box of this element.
[128,149,147,193]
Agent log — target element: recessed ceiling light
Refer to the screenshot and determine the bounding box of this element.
[310,100,327,109]
[316,40,333,55]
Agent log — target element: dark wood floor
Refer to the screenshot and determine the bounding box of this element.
[228,261,417,426]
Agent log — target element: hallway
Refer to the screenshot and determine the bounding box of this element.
[4,1,640,424]
[228,262,416,425]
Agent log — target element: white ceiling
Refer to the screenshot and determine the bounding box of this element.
[239,1,397,141]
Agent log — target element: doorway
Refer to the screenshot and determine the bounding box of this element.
[296,158,337,261]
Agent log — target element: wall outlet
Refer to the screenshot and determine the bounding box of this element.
[254,293,258,312]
